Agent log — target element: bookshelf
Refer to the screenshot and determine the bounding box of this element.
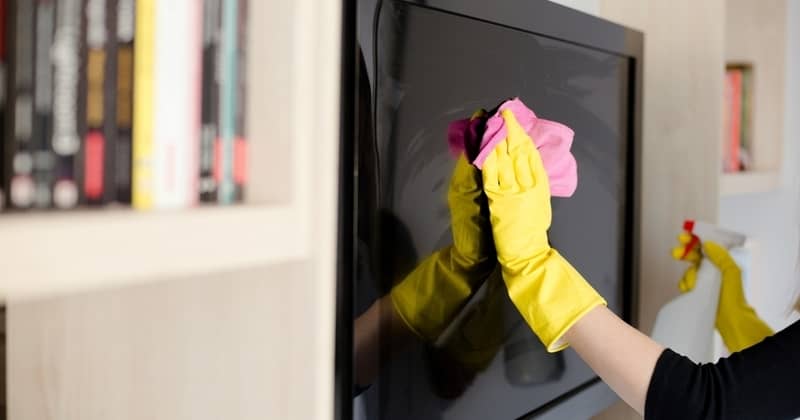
[0,0,336,301]
[5,0,341,419]
[720,0,786,196]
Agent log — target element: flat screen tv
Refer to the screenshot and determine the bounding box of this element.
[337,1,643,419]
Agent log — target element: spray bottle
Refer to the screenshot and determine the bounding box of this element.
[650,220,746,363]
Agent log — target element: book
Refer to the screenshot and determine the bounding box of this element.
[133,0,201,209]
[233,0,247,202]
[153,0,201,208]
[724,68,742,173]
[0,0,6,210]
[132,0,154,208]
[51,0,82,209]
[8,0,36,209]
[83,0,107,205]
[114,0,133,203]
[203,0,248,204]
[32,0,58,209]
[739,67,752,171]
[78,0,129,205]
[216,0,239,205]
[200,0,221,203]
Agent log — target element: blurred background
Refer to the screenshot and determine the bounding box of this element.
[0,0,798,419]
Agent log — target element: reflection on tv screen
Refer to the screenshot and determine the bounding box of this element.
[353,1,632,419]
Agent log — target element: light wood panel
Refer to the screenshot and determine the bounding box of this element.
[592,0,726,418]
[600,0,724,339]
[8,263,321,420]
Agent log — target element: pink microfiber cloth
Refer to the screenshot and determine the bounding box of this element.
[448,97,578,197]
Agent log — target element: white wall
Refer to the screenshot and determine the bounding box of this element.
[718,1,800,331]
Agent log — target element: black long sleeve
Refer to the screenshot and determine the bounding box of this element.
[645,320,800,420]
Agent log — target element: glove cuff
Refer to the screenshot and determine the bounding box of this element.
[503,250,607,353]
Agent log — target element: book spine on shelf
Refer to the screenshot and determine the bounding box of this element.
[0,0,7,210]
[114,0,133,203]
[739,68,752,170]
[132,0,154,209]
[151,0,200,208]
[200,0,220,203]
[724,69,742,173]
[51,0,83,209]
[83,0,108,205]
[216,0,238,205]
[233,0,246,202]
[8,0,36,209]
[185,0,202,207]
[32,0,57,209]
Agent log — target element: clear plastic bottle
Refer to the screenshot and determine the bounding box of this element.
[650,221,746,363]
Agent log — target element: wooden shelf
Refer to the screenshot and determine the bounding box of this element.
[720,171,780,196]
[0,205,308,300]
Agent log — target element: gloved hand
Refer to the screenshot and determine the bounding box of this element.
[390,152,496,343]
[437,267,507,372]
[427,267,507,400]
[672,233,773,352]
[671,231,703,293]
[483,108,606,352]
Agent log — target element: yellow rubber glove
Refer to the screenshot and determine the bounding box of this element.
[427,268,507,400]
[390,153,495,342]
[671,231,702,293]
[437,267,507,373]
[483,108,606,352]
[672,234,773,352]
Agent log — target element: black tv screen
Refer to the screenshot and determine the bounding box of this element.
[348,1,642,419]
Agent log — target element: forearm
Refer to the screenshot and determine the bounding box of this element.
[353,295,414,387]
[564,305,664,415]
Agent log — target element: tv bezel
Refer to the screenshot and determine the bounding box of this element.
[336,1,644,418]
